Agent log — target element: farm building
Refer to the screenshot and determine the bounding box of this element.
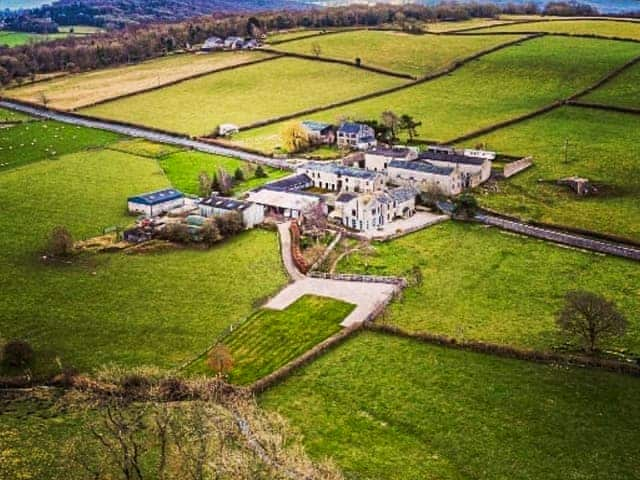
[127,188,185,217]
[426,145,496,161]
[387,160,463,196]
[333,186,418,232]
[224,36,246,49]
[199,195,264,228]
[302,121,335,144]
[218,123,240,136]
[419,151,492,188]
[247,188,326,219]
[363,146,418,172]
[201,36,224,51]
[297,162,384,193]
[262,173,313,192]
[336,122,377,150]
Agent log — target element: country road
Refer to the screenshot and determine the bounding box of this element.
[477,213,640,261]
[0,100,296,170]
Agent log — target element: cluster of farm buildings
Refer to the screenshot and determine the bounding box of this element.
[200,36,261,51]
[126,122,495,239]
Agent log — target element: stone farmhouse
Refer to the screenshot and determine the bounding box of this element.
[302,121,335,145]
[297,161,384,193]
[418,150,491,189]
[333,186,418,232]
[387,160,464,196]
[201,36,259,52]
[363,145,418,172]
[336,122,377,150]
[199,195,264,228]
[127,188,185,217]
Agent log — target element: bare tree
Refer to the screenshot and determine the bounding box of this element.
[206,344,234,376]
[381,111,400,140]
[557,290,627,353]
[311,42,322,57]
[197,171,212,198]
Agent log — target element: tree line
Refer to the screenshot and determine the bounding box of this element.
[0,1,605,86]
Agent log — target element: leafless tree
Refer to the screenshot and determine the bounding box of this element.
[311,42,322,57]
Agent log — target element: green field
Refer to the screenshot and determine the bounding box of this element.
[233,36,640,152]
[581,61,640,109]
[0,121,287,377]
[465,106,640,241]
[158,149,289,195]
[81,57,407,136]
[186,295,354,384]
[261,331,640,480]
[0,120,122,171]
[267,29,325,43]
[272,30,520,77]
[0,107,33,123]
[465,19,640,40]
[425,18,517,32]
[336,222,640,353]
[0,31,68,47]
[8,51,273,110]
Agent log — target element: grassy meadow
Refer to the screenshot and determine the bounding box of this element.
[158,149,289,195]
[466,106,640,241]
[267,29,325,43]
[186,295,354,384]
[0,107,34,123]
[424,18,517,32]
[0,31,68,47]
[7,51,274,110]
[465,19,640,40]
[261,331,640,480]
[233,36,640,152]
[0,120,287,377]
[581,61,640,109]
[272,30,520,77]
[336,222,640,354]
[81,57,407,136]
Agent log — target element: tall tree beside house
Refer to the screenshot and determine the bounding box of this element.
[381,111,400,140]
[399,114,422,140]
[557,291,627,354]
[215,168,233,196]
[281,121,310,154]
[198,170,213,197]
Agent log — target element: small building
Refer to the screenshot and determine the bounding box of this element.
[127,188,185,217]
[247,188,325,219]
[219,124,239,136]
[334,186,417,232]
[336,122,377,150]
[462,148,496,161]
[262,173,313,192]
[199,195,264,228]
[243,39,259,49]
[302,121,335,145]
[201,36,224,51]
[363,146,418,172]
[418,151,492,189]
[387,160,463,196]
[224,36,245,49]
[297,161,384,193]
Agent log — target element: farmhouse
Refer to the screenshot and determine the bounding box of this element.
[333,185,417,232]
[336,122,377,150]
[127,188,185,217]
[419,150,492,188]
[247,188,326,219]
[201,36,224,51]
[199,195,264,228]
[387,160,463,196]
[363,145,418,172]
[224,36,246,49]
[302,121,335,145]
[297,161,384,193]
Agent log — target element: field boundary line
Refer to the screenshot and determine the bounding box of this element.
[365,323,640,377]
[63,54,284,111]
[566,100,640,115]
[235,33,540,134]
[268,27,368,45]
[455,16,640,34]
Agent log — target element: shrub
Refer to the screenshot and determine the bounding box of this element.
[2,339,34,368]
[234,167,245,182]
[254,165,268,178]
[453,193,478,218]
[201,221,222,246]
[160,223,191,243]
[215,212,244,237]
[206,344,234,376]
[158,377,190,401]
[47,225,74,256]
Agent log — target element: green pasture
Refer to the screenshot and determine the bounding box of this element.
[581,61,640,109]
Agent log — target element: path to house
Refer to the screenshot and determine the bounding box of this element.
[0,100,297,170]
[476,213,640,261]
[268,222,401,327]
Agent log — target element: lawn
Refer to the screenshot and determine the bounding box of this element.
[0,139,287,376]
[261,331,640,480]
[581,61,640,109]
[0,120,122,171]
[186,295,354,384]
[158,149,290,195]
[271,30,520,77]
[464,19,640,40]
[80,57,407,136]
[336,222,640,354]
[232,36,640,152]
[7,51,274,110]
[464,106,640,241]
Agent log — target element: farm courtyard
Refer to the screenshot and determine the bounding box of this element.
[1,13,639,480]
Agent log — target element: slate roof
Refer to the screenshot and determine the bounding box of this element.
[302,121,333,133]
[128,188,183,206]
[367,146,412,158]
[337,122,363,134]
[303,161,379,180]
[263,173,312,192]
[388,160,454,176]
[389,186,419,203]
[419,151,486,166]
[200,195,252,212]
[335,192,358,203]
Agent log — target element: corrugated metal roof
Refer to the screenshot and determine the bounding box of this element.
[128,188,184,206]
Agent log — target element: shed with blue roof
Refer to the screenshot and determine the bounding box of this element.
[127,188,185,217]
